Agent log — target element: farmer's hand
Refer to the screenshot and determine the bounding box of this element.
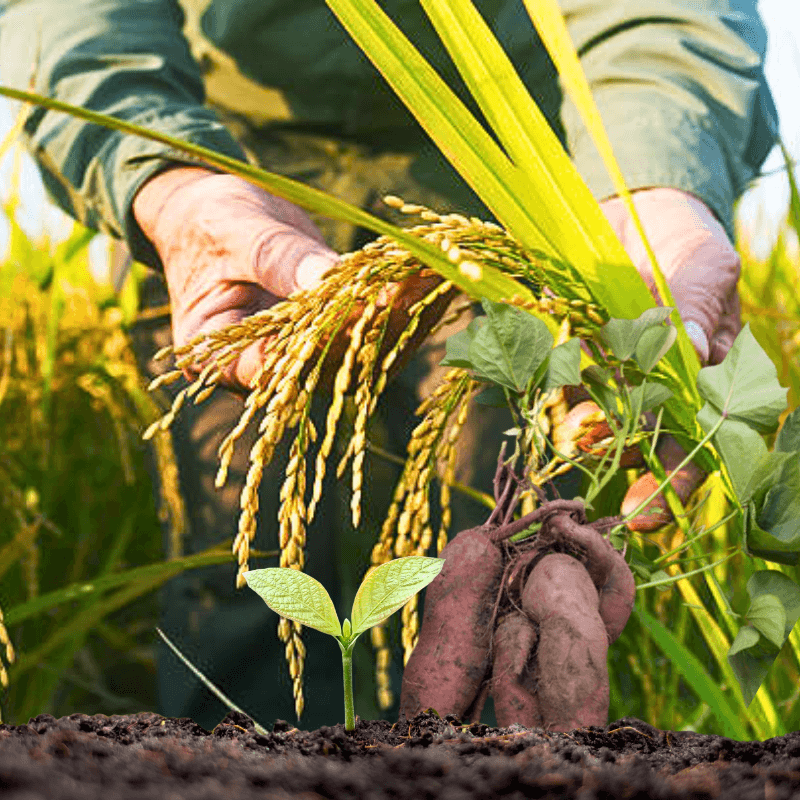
[600,188,741,365]
[596,188,739,530]
[133,166,447,393]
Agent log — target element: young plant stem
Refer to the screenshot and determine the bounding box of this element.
[584,415,632,505]
[650,406,664,454]
[651,509,739,566]
[341,643,355,730]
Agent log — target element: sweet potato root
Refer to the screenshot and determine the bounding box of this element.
[546,515,635,643]
[522,553,609,731]
[490,610,541,728]
[399,526,503,723]
[399,444,638,732]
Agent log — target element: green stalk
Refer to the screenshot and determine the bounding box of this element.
[341,643,356,730]
[635,552,737,591]
[6,543,241,626]
[157,628,270,735]
[633,605,748,740]
[652,510,740,565]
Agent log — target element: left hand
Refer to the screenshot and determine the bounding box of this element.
[596,188,741,530]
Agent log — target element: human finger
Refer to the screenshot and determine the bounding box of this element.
[620,435,706,532]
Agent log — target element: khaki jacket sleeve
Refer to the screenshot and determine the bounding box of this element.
[560,0,778,238]
[0,0,247,267]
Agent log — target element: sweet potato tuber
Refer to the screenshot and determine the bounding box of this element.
[399,526,503,723]
[490,610,541,728]
[546,515,635,643]
[399,445,638,732]
[522,553,610,731]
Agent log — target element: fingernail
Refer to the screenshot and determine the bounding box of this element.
[295,252,338,292]
[683,321,709,364]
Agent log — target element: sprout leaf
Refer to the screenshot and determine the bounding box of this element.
[351,556,444,637]
[244,568,342,638]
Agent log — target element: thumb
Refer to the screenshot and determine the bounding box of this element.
[683,321,710,365]
[252,226,338,297]
[293,250,339,293]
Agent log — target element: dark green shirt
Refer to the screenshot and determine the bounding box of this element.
[0,0,778,267]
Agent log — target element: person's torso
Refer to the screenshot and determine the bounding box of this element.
[180,0,562,138]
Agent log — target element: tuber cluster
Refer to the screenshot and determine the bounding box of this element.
[399,457,636,732]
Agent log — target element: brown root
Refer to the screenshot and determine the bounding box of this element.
[522,553,610,731]
[398,526,503,723]
[399,450,637,731]
[490,611,541,728]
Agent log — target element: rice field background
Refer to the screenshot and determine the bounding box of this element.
[1,1,800,737]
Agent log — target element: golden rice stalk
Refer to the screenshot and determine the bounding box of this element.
[401,595,421,666]
[149,426,188,559]
[276,614,306,721]
[337,304,393,528]
[436,385,473,554]
[368,368,474,697]
[307,294,376,524]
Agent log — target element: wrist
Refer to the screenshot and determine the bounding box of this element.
[133,165,218,245]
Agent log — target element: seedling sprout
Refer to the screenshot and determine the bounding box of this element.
[244,557,443,730]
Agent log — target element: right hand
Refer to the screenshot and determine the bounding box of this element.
[133,166,451,393]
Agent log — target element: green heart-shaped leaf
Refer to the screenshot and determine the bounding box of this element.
[351,556,444,636]
[629,383,673,415]
[600,307,674,362]
[468,299,553,391]
[543,338,581,390]
[244,568,342,638]
[696,403,768,499]
[775,407,800,453]
[746,593,786,650]
[440,317,483,369]
[696,324,787,433]
[635,324,677,374]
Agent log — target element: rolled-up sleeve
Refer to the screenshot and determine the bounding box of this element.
[560,0,778,239]
[0,0,247,267]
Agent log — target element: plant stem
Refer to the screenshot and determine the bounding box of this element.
[342,646,355,730]
[652,509,739,566]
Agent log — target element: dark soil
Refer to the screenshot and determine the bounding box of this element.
[2,709,799,799]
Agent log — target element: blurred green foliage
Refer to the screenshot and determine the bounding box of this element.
[0,152,242,723]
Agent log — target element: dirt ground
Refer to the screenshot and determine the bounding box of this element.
[1,709,799,799]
